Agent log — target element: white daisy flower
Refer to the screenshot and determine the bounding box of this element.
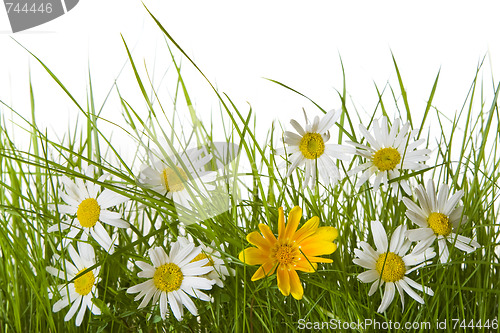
[48,165,129,254]
[127,237,216,321]
[178,238,233,288]
[279,108,353,188]
[403,179,480,263]
[138,147,217,211]
[353,220,435,313]
[46,242,101,326]
[348,117,431,194]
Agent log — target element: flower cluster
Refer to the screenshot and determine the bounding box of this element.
[275,109,480,312]
[44,107,482,325]
[46,165,129,325]
[46,147,230,324]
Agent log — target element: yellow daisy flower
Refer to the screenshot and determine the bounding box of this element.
[239,206,338,300]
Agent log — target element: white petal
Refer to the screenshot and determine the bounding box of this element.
[377,282,395,313]
[182,262,213,276]
[403,248,435,266]
[443,191,464,216]
[406,210,429,228]
[64,295,82,322]
[149,247,167,268]
[406,228,435,242]
[91,223,114,254]
[160,292,168,320]
[178,289,198,316]
[415,185,432,215]
[398,279,424,305]
[397,239,412,257]
[394,280,405,310]
[394,122,410,148]
[358,242,378,261]
[317,109,341,133]
[175,244,199,267]
[354,248,376,264]
[75,296,89,326]
[77,242,95,267]
[136,261,155,277]
[411,236,436,255]
[46,267,67,280]
[371,220,388,253]
[97,189,129,209]
[100,215,129,229]
[182,276,215,291]
[127,280,153,295]
[373,117,385,147]
[386,119,400,147]
[453,238,479,253]
[453,233,480,249]
[290,119,306,136]
[425,180,437,212]
[68,244,85,271]
[357,270,380,283]
[402,197,427,220]
[48,222,71,233]
[368,280,383,296]
[56,204,78,215]
[284,131,302,145]
[60,191,81,207]
[348,161,372,176]
[286,153,305,177]
[404,276,434,296]
[352,258,376,270]
[53,296,70,312]
[168,291,183,321]
[438,238,450,263]
[88,299,101,316]
[359,124,380,150]
[355,168,374,189]
[390,224,406,253]
[437,183,449,211]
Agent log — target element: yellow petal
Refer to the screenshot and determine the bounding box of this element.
[293,216,319,244]
[289,269,304,300]
[258,224,277,244]
[294,259,317,273]
[247,231,272,250]
[299,227,338,250]
[314,226,339,242]
[278,207,285,240]
[304,256,333,264]
[277,266,290,296]
[239,248,269,265]
[284,206,302,241]
[301,241,338,257]
[251,261,277,281]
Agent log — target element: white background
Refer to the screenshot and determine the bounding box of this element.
[1,1,499,149]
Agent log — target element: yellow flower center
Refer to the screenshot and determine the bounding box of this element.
[372,147,401,171]
[74,269,95,296]
[375,252,406,282]
[428,212,452,236]
[299,133,325,159]
[272,243,299,265]
[191,253,215,267]
[162,167,187,192]
[153,263,184,292]
[77,198,101,228]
